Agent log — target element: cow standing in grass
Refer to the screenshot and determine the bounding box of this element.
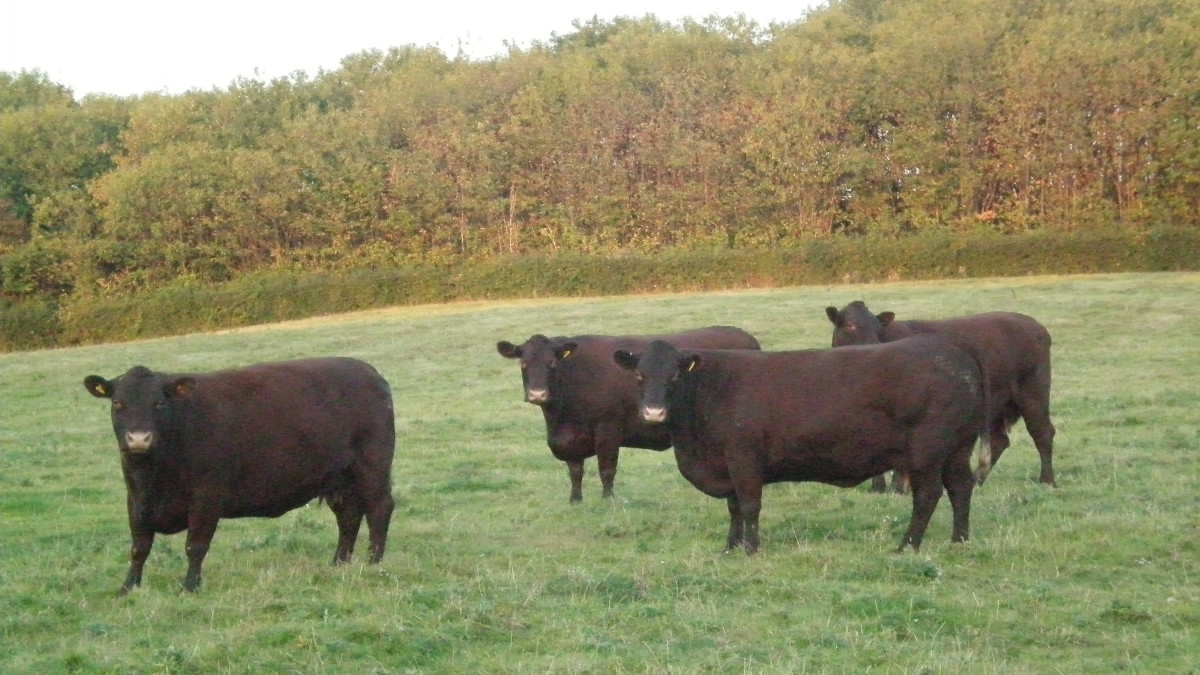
[827,301,1056,487]
[497,327,760,503]
[613,337,987,553]
[83,357,396,593]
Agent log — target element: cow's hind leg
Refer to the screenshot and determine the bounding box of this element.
[723,495,745,553]
[327,495,365,564]
[896,471,944,552]
[1017,369,1057,487]
[729,478,764,554]
[943,451,976,544]
[363,488,395,563]
[978,414,1012,485]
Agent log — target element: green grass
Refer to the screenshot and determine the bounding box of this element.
[1,272,1198,673]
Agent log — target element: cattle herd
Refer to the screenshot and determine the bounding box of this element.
[84,302,1055,593]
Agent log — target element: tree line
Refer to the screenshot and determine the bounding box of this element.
[2,0,1198,305]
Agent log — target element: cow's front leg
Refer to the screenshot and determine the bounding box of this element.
[183,503,221,592]
[122,526,154,595]
[594,425,623,499]
[564,460,585,503]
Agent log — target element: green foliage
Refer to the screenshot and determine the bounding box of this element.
[1,273,1198,672]
[0,238,74,297]
[3,226,1191,349]
[0,298,59,350]
[3,0,1200,325]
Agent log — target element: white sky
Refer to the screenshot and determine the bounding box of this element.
[3,0,827,99]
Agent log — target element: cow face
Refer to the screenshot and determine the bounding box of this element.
[496,335,578,406]
[826,301,892,347]
[84,366,196,455]
[614,340,700,424]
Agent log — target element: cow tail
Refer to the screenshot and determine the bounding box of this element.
[965,342,993,484]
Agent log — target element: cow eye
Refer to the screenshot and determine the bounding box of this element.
[635,372,645,383]
[519,361,528,371]
[112,401,125,411]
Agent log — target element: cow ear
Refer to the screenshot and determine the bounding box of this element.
[557,341,579,360]
[84,375,114,398]
[496,341,520,359]
[825,306,841,325]
[877,311,896,327]
[166,377,196,398]
[682,354,703,373]
[613,350,640,371]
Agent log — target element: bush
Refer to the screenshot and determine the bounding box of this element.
[0,299,61,351]
[4,226,1198,351]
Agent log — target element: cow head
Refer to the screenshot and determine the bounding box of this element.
[84,366,196,456]
[826,301,893,347]
[613,340,700,424]
[496,335,579,406]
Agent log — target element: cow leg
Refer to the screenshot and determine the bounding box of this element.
[723,495,745,553]
[593,425,623,499]
[869,474,887,493]
[327,496,366,564]
[731,479,764,554]
[364,492,395,564]
[890,471,911,495]
[1017,373,1057,487]
[566,460,585,504]
[896,471,944,552]
[183,506,221,592]
[122,527,154,595]
[942,454,976,544]
[978,416,1012,485]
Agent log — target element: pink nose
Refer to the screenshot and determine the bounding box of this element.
[125,430,153,452]
[526,389,548,405]
[642,406,667,423]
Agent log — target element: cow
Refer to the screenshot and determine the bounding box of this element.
[826,301,1056,487]
[613,337,987,553]
[83,357,396,593]
[496,326,760,503]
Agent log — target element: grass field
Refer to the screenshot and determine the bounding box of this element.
[1,272,1198,673]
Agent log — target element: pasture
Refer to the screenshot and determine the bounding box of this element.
[1,272,1197,673]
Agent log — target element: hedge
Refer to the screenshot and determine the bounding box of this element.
[2,226,1196,352]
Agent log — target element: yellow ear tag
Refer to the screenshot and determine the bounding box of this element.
[561,349,573,359]
[686,360,698,373]
[96,383,107,395]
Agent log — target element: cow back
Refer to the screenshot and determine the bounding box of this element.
[662,336,984,486]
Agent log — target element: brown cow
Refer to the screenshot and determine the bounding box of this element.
[83,357,396,593]
[827,301,1056,487]
[497,326,760,503]
[614,337,987,553]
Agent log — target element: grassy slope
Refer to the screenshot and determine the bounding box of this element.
[1,272,1197,673]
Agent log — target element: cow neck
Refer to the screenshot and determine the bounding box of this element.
[665,370,705,453]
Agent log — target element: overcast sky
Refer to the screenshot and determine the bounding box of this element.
[3,0,827,98]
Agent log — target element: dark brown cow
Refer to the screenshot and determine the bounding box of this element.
[827,301,1056,487]
[83,357,396,593]
[497,326,760,503]
[614,337,987,553]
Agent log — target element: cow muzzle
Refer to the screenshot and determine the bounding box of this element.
[641,406,667,424]
[525,388,549,405]
[123,431,154,454]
